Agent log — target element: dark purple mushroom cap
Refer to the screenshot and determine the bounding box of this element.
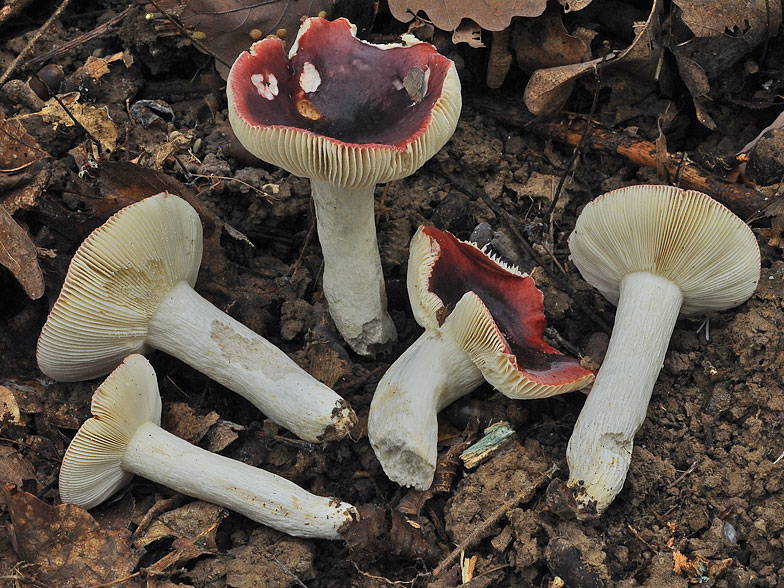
[227,17,462,188]
[408,226,595,398]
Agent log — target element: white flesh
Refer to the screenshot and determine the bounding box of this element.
[123,422,356,539]
[367,330,484,490]
[311,179,397,356]
[566,271,683,515]
[147,281,355,443]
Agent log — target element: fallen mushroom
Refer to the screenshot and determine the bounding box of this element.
[60,354,357,539]
[367,226,594,489]
[227,17,462,355]
[36,193,356,443]
[565,184,760,516]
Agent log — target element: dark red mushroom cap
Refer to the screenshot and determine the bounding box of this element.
[408,226,595,398]
[226,17,462,188]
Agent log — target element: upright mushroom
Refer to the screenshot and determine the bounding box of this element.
[37,193,356,443]
[367,226,594,489]
[60,354,357,539]
[227,17,462,355]
[565,184,760,516]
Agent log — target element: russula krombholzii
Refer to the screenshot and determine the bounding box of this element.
[227,17,462,356]
[36,193,356,443]
[367,226,595,489]
[60,354,357,539]
[565,184,760,516]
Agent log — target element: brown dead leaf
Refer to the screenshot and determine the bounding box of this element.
[673,0,779,38]
[512,10,592,73]
[1,166,49,215]
[0,112,48,172]
[388,0,546,32]
[179,0,334,79]
[452,18,484,47]
[205,419,244,452]
[524,0,662,115]
[557,0,592,11]
[134,501,225,550]
[162,403,220,445]
[81,51,125,79]
[5,490,143,588]
[36,92,118,155]
[0,205,44,299]
[672,49,716,130]
[0,446,37,492]
[185,526,316,588]
[0,386,22,424]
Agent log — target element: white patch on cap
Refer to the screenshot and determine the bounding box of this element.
[299,62,321,93]
[251,73,279,100]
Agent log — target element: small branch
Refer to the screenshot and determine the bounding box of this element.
[547,60,603,221]
[473,97,770,219]
[0,0,75,88]
[24,6,132,71]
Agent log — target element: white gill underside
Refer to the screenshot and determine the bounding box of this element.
[146,281,355,443]
[310,179,397,356]
[123,422,356,539]
[367,329,485,490]
[566,271,683,515]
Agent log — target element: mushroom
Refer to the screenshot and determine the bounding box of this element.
[367,226,595,489]
[565,184,760,516]
[227,17,462,355]
[60,354,357,539]
[36,193,356,443]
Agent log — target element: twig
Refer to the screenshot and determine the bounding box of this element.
[627,524,656,550]
[667,459,699,488]
[0,0,75,88]
[334,365,387,392]
[291,197,316,281]
[349,561,422,586]
[473,97,771,219]
[147,0,232,69]
[38,83,103,154]
[188,173,278,199]
[24,6,132,71]
[132,494,188,539]
[547,61,603,221]
[0,0,36,29]
[268,552,308,588]
[430,464,556,578]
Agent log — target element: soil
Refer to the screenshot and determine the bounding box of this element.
[1,2,783,588]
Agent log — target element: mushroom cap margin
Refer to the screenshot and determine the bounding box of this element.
[568,184,761,315]
[59,354,162,508]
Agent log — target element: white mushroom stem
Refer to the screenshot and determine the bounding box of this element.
[310,179,397,356]
[367,329,485,490]
[147,281,355,443]
[123,421,356,539]
[566,271,683,514]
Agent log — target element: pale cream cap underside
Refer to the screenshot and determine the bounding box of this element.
[227,63,462,189]
[568,184,761,315]
[36,193,203,381]
[59,354,162,508]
